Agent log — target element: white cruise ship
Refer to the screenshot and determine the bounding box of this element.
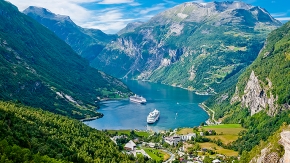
[129,94,146,104]
[147,109,160,124]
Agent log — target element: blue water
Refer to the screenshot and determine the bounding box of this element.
[85,80,209,131]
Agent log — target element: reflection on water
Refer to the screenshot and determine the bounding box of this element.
[85,80,210,131]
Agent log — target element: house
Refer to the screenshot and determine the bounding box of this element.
[164,135,181,146]
[124,140,136,151]
[200,132,204,136]
[142,142,147,146]
[181,133,197,141]
[212,159,221,163]
[148,142,155,148]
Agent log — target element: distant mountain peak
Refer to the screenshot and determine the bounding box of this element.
[23,6,72,22]
[181,1,253,11]
[117,21,144,35]
[149,1,281,26]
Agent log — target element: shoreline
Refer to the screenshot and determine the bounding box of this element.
[99,97,128,102]
[123,79,215,95]
[199,102,219,125]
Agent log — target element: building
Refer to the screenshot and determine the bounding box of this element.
[181,133,197,141]
[164,135,181,146]
[124,140,136,151]
[148,142,155,148]
[212,159,221,163]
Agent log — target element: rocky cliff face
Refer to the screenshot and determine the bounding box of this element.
[231,71,278,116]
[92,1,281,93]
[228,21,290,117]
[280,131,290,163]
[250,130,290,163]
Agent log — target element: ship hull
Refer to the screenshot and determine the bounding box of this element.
[129,94,146,104]
[129,98,146,104]
[147,110,160,124]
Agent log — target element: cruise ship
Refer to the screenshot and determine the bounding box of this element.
[129,94,146,104]
[147,109,160,124]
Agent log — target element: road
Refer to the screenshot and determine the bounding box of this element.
[200,103,219,124]
[161,149,175,163]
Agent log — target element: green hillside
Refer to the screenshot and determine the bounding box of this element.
[24,6,117,61]
[0,100,133,162]
[91,2,281,94]
[0,0,131,119]
[205,21,290,154]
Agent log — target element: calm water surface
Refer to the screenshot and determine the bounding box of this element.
[85,80,209,131]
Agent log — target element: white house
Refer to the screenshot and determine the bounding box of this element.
[148,142,155,148]
[124,140,136,151]
[212,159,221,163]
[181,133,197,141]
[164,135,181,146]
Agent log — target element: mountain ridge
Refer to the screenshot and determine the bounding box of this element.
[24,6,117,61]
[0,0,131,119]
[90,1,281,94]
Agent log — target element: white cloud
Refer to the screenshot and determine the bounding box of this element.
[4,0,181,33]
[98,0,133,4]
[271,12,287,17]
[140,4,165,15]
[7,0,139,33]
[192,0,205,3]
[7,0,93,25]
[82,9,136,33]
[163,0,177,5]
[275,17,290,21]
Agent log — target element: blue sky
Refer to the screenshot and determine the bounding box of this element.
[7,0,290,34]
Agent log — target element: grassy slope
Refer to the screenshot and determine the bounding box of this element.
[204,21,290,154]
[0,0,131,119]
[199,142,238,156]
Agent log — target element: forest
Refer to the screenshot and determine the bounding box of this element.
[0,101,133,162]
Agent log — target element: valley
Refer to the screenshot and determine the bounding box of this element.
[1,0,290,162]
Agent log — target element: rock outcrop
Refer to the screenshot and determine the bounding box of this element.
[240,71,278,115]
[249,130,290,163]
[280,131,290,163]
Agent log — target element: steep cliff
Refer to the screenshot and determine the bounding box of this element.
[92,1,281,93]
[207,21,290,119]
[231,70,278,116]
[203,18,290,161]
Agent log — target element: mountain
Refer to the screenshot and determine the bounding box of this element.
[91,1,281,94]
[23,6,117,61]
[204,21,290,157]
[0,100,132,162]
[0,0,131,119]
[117,21,144,35]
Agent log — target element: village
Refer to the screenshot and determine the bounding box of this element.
[104,124,244,163]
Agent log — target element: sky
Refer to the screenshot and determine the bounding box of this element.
[6,0,290,34]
